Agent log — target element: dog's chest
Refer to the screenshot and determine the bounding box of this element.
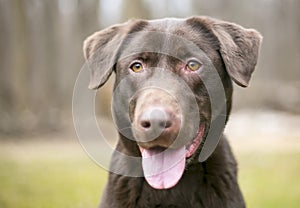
[134,167,239,208]
[136,168,204,207]
[136,185,198,207]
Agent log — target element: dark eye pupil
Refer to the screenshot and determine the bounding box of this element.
[190,61,199,67]
[130,62,143,72]
[187,61,201,71]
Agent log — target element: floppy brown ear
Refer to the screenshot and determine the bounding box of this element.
[83,23,126,89]
[211,20,263,87]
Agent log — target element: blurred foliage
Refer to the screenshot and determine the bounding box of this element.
[0,0,299,135]
[0,1,299,207]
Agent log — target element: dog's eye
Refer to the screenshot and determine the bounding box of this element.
[186,60,202,71]
[130,62,143,72]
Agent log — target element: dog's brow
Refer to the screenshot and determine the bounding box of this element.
[128,52,159,61]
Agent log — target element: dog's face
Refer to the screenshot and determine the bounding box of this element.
[83,16,262,189]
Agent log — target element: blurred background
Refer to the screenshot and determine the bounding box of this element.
[0,0,299,207]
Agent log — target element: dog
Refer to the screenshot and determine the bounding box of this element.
[83,16,262,208]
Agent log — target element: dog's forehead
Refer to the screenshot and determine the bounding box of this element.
[145,18,192,36]
[120,17,218,63]
[130,17,215,48]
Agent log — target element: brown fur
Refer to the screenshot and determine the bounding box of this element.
[83,16,262,208]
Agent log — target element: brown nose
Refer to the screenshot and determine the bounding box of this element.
[134,107,181,147]
[139,108,173,131]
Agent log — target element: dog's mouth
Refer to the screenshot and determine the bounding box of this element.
[185,124,205,158]
[138,124,205,190]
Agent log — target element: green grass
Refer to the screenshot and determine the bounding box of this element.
[0,141,299,208]
[238,152,300,208]
[0,141,107,208]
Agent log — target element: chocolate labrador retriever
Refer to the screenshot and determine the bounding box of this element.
[83,16,262,208]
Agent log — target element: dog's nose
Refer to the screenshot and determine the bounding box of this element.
[135,107,181,146]
[139,108,173,131]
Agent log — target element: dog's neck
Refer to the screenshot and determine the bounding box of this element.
[104,134,243,207]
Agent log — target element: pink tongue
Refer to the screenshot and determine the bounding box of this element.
[141,146,186,189]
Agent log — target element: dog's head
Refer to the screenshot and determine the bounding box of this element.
[83,16,262,189]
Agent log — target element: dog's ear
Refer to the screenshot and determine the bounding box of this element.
[83,20,148,89]
[189,16,262,87]
[83,21,135,89]
[212,19,263,87]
